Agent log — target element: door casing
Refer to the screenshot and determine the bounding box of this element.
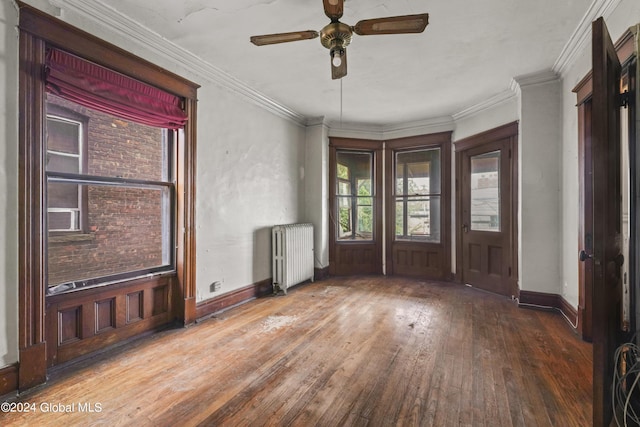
[454,122,519,297]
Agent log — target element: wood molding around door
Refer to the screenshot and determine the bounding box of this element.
[454,122,519,297]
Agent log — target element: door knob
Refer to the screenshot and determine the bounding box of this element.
[579,250,593,262]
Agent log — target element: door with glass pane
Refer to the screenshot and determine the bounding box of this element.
[386,133,451,279]
[329,139,383,276]
[457,125,517,296]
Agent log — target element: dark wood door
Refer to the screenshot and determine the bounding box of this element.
[577,94,594,342]
[591,17,624,427]
[329,138,383,276]
[385,133,452,280]
[456,123,517,297]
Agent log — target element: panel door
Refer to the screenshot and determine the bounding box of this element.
[591,17,624,427]
[458,134,515,296]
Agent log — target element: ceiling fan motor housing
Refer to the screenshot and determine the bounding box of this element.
[320,21,352,56]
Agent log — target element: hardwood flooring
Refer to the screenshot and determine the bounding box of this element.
[0,276,591,426]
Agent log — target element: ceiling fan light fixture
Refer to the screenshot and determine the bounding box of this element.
[331,48,343,67]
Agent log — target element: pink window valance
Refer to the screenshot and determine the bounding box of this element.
[45,48,187,129]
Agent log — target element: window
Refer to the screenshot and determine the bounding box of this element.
[394,148,441,242]
[470,150,501,232]
[46,110,86,232]
[336,151,374,240]
[46,93,175,293]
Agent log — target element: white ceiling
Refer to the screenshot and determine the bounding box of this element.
[98,0,593,126]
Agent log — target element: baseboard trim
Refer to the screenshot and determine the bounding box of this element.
[0,363,18,397]
[518,290,579,331]
[315,266,329,281]
[195,278,273,321]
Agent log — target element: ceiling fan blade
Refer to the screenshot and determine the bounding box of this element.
[331,48,347,80]
[323,0,344,21]
[353,13,429,36]
[250,30,319,46]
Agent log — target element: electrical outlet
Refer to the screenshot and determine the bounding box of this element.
[210,281,222,292]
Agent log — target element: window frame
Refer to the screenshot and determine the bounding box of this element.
[335,150,375,241]
[46,103,89,234]
[393,147,442,242]
[18,3,200,389]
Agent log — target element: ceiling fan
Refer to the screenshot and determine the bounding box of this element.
[250,0,429,79]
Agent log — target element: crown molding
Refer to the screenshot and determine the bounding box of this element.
[46,0,308,126]
[326,116,454,140]
[552,0,623,75]
[452,89,517,121]
[382,117,454,140]
[512,69,560,88]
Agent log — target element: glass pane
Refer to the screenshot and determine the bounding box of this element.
[49,210,80,231]
[47,183,171,288]
[357,178,371,196]
[47,152,80,174]
[337,163,349,180]
[395,196,440,242]
[337,196,352,238]
[357,204,373,238]
[336,151,373,241]
[47,117,80,154]
[47,93,169,182]
[338,181,351,196]
[49,182,79,209]
[470,151,500,232]
[396,148,441,196]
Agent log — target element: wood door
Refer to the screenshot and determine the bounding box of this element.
[591,17,624,427]
[456,123,517,297]
[576,93,594,342]
[385,133,452,280]
[329,138,383,276]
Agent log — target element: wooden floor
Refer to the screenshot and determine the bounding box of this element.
[1,277,591,426]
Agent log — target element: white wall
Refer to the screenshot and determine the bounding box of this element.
[304,120,330,270]
[195,87,305,302]
[453,95,519,142]
[517,76,563,295]
[0,0,19,368]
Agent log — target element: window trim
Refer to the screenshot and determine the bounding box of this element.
[335,150,374,241]
[18,3,199,390]
[394,147,441,242]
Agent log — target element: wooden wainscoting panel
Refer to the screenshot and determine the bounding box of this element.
[152,285,169,316]
[126,291,144,323]
[95,298,116,333]
[46,275,174,366]
[58,306,82,345]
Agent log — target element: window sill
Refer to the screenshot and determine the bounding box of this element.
[49,233,95,244]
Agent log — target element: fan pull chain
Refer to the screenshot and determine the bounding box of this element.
[340,78,343,126]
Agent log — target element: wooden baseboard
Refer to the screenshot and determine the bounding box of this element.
[518,290,579,331]
[315,267,329,281]
[196,278,272,321]
[0,363,18,397]
[518,290,558,309]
